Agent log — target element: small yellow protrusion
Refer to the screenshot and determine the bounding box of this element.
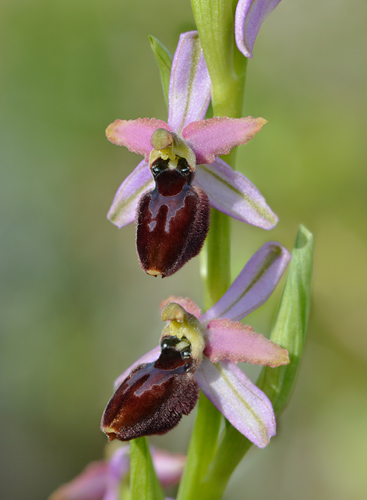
[102,426,117,441]
[150,128,173,151]
[146,269,162,277]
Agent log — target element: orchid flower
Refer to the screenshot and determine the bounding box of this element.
[101,242,290,448]
[106,31,277,277]
[49,445,185,500]
[235,0,282,58]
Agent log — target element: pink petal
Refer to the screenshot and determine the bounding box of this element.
[104,446,184,499]
[235,0,282,59]
[160,296,201,319]
[113,346,161,390]
[196,359,276,448]
[195,158,277,229]
[103,448,130,500]
[49,461,108,500]
[106,118,171,160]
[204,319,289,366]
[107,160,154,228]
[168,32,211,134]
[183,117,266,165]
[201,242,290,323]
[151,448,186,488]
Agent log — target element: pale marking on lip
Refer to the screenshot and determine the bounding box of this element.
[146,269,162,276]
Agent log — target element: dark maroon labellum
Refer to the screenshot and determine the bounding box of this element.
[101,336,199,441]
[136,157,210,277]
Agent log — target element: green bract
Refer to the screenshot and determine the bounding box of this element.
[149,35,173,107]
[258,224,314,413]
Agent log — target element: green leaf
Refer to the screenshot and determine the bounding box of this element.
[149,35,173,108]
[130,437,163,500]
[257,224,314,413]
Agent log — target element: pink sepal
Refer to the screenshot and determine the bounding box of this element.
[196,358,276,448]
[235,0,282,59]
[201,242,291,323]
[107,159,154,228]
[168,31,211,133]
[194,158,277,229]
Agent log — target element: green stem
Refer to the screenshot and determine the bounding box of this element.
[176,392,222,500]
[202,208,231,308]
[178,3,249,500]
[201,145,239,308]
[192,428,252,500]
[194,426,252,500]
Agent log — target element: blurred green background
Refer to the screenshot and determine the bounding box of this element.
[1,0,366,499]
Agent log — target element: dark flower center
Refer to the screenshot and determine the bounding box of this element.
[151,157,193,196]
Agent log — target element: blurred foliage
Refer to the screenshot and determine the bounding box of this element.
[0,1,366,499]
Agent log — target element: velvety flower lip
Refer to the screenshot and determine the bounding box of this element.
[106,30,278,232]
[49,445,185,500]
[235,0,282,58]
[103,242,291,449]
